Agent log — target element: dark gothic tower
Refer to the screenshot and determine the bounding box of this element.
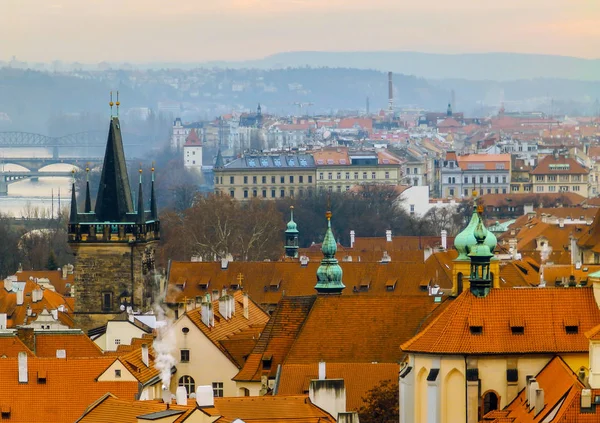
[68,113,160,329]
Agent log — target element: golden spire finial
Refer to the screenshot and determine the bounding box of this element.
[109,91,114,116]
[115,91,120,116]
[325,210,332,221]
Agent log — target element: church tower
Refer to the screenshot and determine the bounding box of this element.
[284,206,299,258]
[314,211,345,295]
[68,111,160,328]
[452,193,498,296]
[468,220,494,298]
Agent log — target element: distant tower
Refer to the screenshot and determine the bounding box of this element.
[284,206,299,258]
[387,72,394,117]
[68,105,160,329]
[314,211,345,295]
[447,102,453,117]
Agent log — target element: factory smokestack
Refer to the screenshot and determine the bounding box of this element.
[388,72,394,117]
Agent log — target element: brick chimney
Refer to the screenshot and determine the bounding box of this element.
[141,344,149,367]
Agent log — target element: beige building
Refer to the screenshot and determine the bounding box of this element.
[171,290,270,397]
[530,153,590,197]
[214,153,316,200]
[313,147,403,193]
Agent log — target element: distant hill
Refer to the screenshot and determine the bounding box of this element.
[198,51,600,82]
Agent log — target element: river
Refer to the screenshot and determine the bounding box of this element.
[0,148,74,217]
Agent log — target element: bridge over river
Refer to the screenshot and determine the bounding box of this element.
[0,170,73,195]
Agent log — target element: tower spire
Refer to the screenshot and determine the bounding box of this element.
[215,148,224,169]
[136,166,144,224]
[94,114,134,221]
[84,165,92,213]
[468,219,494,298]
[150,164,157,220]
[284,206,299,258]
[69,169,78,224]
[314,211,345,295]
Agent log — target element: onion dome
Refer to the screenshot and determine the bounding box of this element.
[315,211,345,295]
[454,205,479,260]
[285,206,298,234]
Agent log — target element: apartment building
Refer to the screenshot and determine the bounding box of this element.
[439,152,511,198]
[313,147,402,193]
[213,153,316,200]
[530,153,590,197]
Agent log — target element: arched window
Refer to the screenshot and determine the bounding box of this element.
[457,273,464,294]
[482,391,499,416]
[178,375,195,396]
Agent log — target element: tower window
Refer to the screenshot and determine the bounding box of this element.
[102,292,113,312]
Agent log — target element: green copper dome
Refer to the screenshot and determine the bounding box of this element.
[484,228,497,254]
[315,211,345,295]
[454,205,480,260]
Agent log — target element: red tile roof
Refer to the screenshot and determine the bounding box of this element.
[277,362,398,411]
[183,290,270,368]
[33,332,104,357]
[457,154,511,171]
[284,295,447,364]
[0,357,139,423]
[14,269,74,297]
[402,288,600,354]
[0,333,33,357]
[530,155,588,175]
[184,129,202,146]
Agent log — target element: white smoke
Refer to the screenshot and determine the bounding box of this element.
[152,275,177,392]
[540,244,553,263]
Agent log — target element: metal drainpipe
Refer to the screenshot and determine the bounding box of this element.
[130,238,135,309]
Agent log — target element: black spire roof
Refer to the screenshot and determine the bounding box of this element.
[69,179,78,225]
[94,117,134,222]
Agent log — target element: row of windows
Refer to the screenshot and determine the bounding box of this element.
[535,185,581,192]
[178,376,223,398]
[220,175,314,185]
[462,188,507,196]
[235,188,314,199]
[405,167,419,175]
[535,175,583,182]
[462,176,507,184]
[319,171,389,180]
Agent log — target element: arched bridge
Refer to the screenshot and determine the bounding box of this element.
[0,171,73,195]
[0,131,146,158]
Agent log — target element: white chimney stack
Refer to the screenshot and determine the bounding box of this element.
[4,278,12,292]
[50,309,58,321]
[385,230,392,242]
[0,313,6,329]
[162,386,172,405]
[559,218,565,228]
[441,230,447,250]
[243,292,249,319]
[18,352,28,383]
[535,388,544,416]
[350,230,356,248]
[16,290,24,306]
[141,344,149,367]
[528,379,539,410]
[319,361,326,380]
[196,385,214,407]
[176,386,188,406]
[62,267,67,279]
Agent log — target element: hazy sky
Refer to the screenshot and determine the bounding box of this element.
[1,0,599,63]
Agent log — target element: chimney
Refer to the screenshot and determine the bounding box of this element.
[220,257,229,269]
[141,344,149,367]
[162,386,172,405]
[559,218,565,228]
[309,378,346,419]
[243,292,249,319]
[16,290,23,306]
[175,386,188,406]
[26,305,32,317]
[528,378,539,410]
[300,256,309,267]
[230,293,236,316]
[18,352,28,383]
[61,267,67,279]
[0,313,6,329]
[201,296,214,327]
[219,293,230,320]
[4,278,12,292]
[534,388,544,416]
[385,230,392,242]
[350,231,355,248]
[582,388,592,408]
[441,230,447,250]
[50,309,58,321]
[196,385,215,407]
[319,361,326,380]
[509,238,518,260]
[212,289,220,301]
